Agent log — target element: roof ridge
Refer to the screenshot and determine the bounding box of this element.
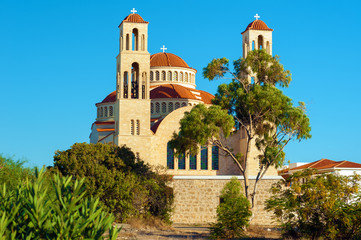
[308,159,325,168]
[164,53,171,67]
[334,160,347,168]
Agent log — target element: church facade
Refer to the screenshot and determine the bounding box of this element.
[89,10,281,224]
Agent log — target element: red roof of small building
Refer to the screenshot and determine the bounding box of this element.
[290,159,361,171]
[150,52,192,69]
[150,84,214,104]
[242,20,273,34]
[120,13,148,24]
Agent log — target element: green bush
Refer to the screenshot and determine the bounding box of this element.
[0,167,120,240]
[0,154,34,191]
[53,143,174,222]
[266,169,361,240]
[210,177,252,239]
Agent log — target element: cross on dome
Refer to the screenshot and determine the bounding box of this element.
[131,8,137,14]
[254,13,260,20]
[160,45,167,53]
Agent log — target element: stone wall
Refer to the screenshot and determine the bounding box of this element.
[171,176,281,225]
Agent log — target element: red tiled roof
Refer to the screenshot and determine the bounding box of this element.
[290,159,336,171]
[99,91,116,104]
[317,161,361,169]
[150,52,191,69]
[242,20,273,34]
[121,13,148,24]
[290,159,361,171]
[150,84,214,104]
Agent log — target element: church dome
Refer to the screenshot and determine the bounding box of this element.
[150,52,190,68]
[121,13,148,24]
[99,91,116,104]
[150,84,214,104]
[242,20,273,34]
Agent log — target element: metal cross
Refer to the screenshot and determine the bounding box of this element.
[131,8,137,14]
[160,45,167,53]
[254,13,260,20]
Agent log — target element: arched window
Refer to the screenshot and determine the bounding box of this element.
[178,153,185,170]
[190,154,197,170]
[201,146,208,170]
[167,71,172,81]
[126,34,130,50]
[150,71,154,81]
[185,73,188,82]
[162,71,166,81]
[136,120,140,135]
[131,63,139,99]
[131,120,134,135]
[132,28,139,51]
[188,103,192,106]
[151,103,154,114]
[162,102,166,113]
[123,71,128,98]
[175,102,180,109]
[156,71,160,81]
[109,106,113,116]
[168,102,173,112]
[167,142,174,169]
[180,72,183,82]
[181,102,187,107]
[156,102,160,113]
[174,72,178,81]
[212,146,219,170]
[100,107,103,117]
[104,106,108,117]
[258,35,264,50]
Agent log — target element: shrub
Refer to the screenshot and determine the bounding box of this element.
[0,167,120,239]
[53,143,174,222]
[210,177,252,239]
[266,169,361,240]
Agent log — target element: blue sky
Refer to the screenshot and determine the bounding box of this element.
[1,0,360,167]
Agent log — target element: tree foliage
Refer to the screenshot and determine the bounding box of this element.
[171,49,311,207]
[53,143,174,222]
[0,167,120,240]
[266,170,361,240]
[210,177,252,239]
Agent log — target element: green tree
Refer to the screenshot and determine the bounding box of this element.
[0,167,120,240]
[210,177,252,239]
[53,142,173,222]
[266,169,361,239]
[170,50,311,207]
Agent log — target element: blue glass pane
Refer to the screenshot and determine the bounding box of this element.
[178,153,185,170]
[212,146,219,170]
[167,142,174,169]
[201,146,208,170]
[190,154,197,170]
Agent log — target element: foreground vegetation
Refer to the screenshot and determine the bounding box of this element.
[266,169,361,240]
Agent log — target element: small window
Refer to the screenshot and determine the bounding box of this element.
[109,106,113,116]
[162,102,166,113]
[100,107,103,117]
[156,102,160,113]
[175,102,180,109]
[162,71,166,81]
[190,154,197,170]
[178,153,186,170]
[181,102,186,107]
[136,120,140,135]
[150,71,154,81]
[168,71,172,81]
[151,103,154,114]
[201,146,208,170]
[212,146,219,170]
[97,108,100,118]
[174,72,178,81]
[156,71,160,81]
[131,120,134,135]
[180,72,183,82]
[185,73,188,82]
[167,142,174,169]
[168,102,173,112]
[104,107,108,117]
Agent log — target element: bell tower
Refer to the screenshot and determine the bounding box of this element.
[241,14,273,58]
[114,9,152,156]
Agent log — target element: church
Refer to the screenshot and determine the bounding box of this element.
[89,10,281,224]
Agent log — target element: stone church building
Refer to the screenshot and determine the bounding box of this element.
[89,10,282,225]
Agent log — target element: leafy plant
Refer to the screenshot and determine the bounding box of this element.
[266,169,361,240]
[210,177,252,239]
[0,167,120,239]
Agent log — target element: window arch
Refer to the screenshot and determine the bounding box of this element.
[132,28,139,51]
[100,107,103,117]
[109,106,113,116]
[167,142,174,169]
[185,73,188,82]
[168,102,173,112]
[258,35,264,50]
[181,102,187,107]
[162,71,166,81]
[150,71,154,81]
[156,71,160,81]
[167,71,172,81]
[104,106,108,117]
[156,102,160,113]
[180,72,183,82]
[162,102,166,113]
[175,102,180,109]
[174,72,178,81]
[131,62,139,99]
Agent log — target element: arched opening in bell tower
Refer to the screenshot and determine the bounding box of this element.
[258,35,264,50]
[132,28,139,51]
[126,34,130,50]
[142,71,147,99]
[131,62,139,99]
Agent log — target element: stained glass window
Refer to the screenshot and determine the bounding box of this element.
[190,154,197,170]
[178,153,185,170]
[212,146,219,170]
[201,146,208,170]
[167,142,174,169]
